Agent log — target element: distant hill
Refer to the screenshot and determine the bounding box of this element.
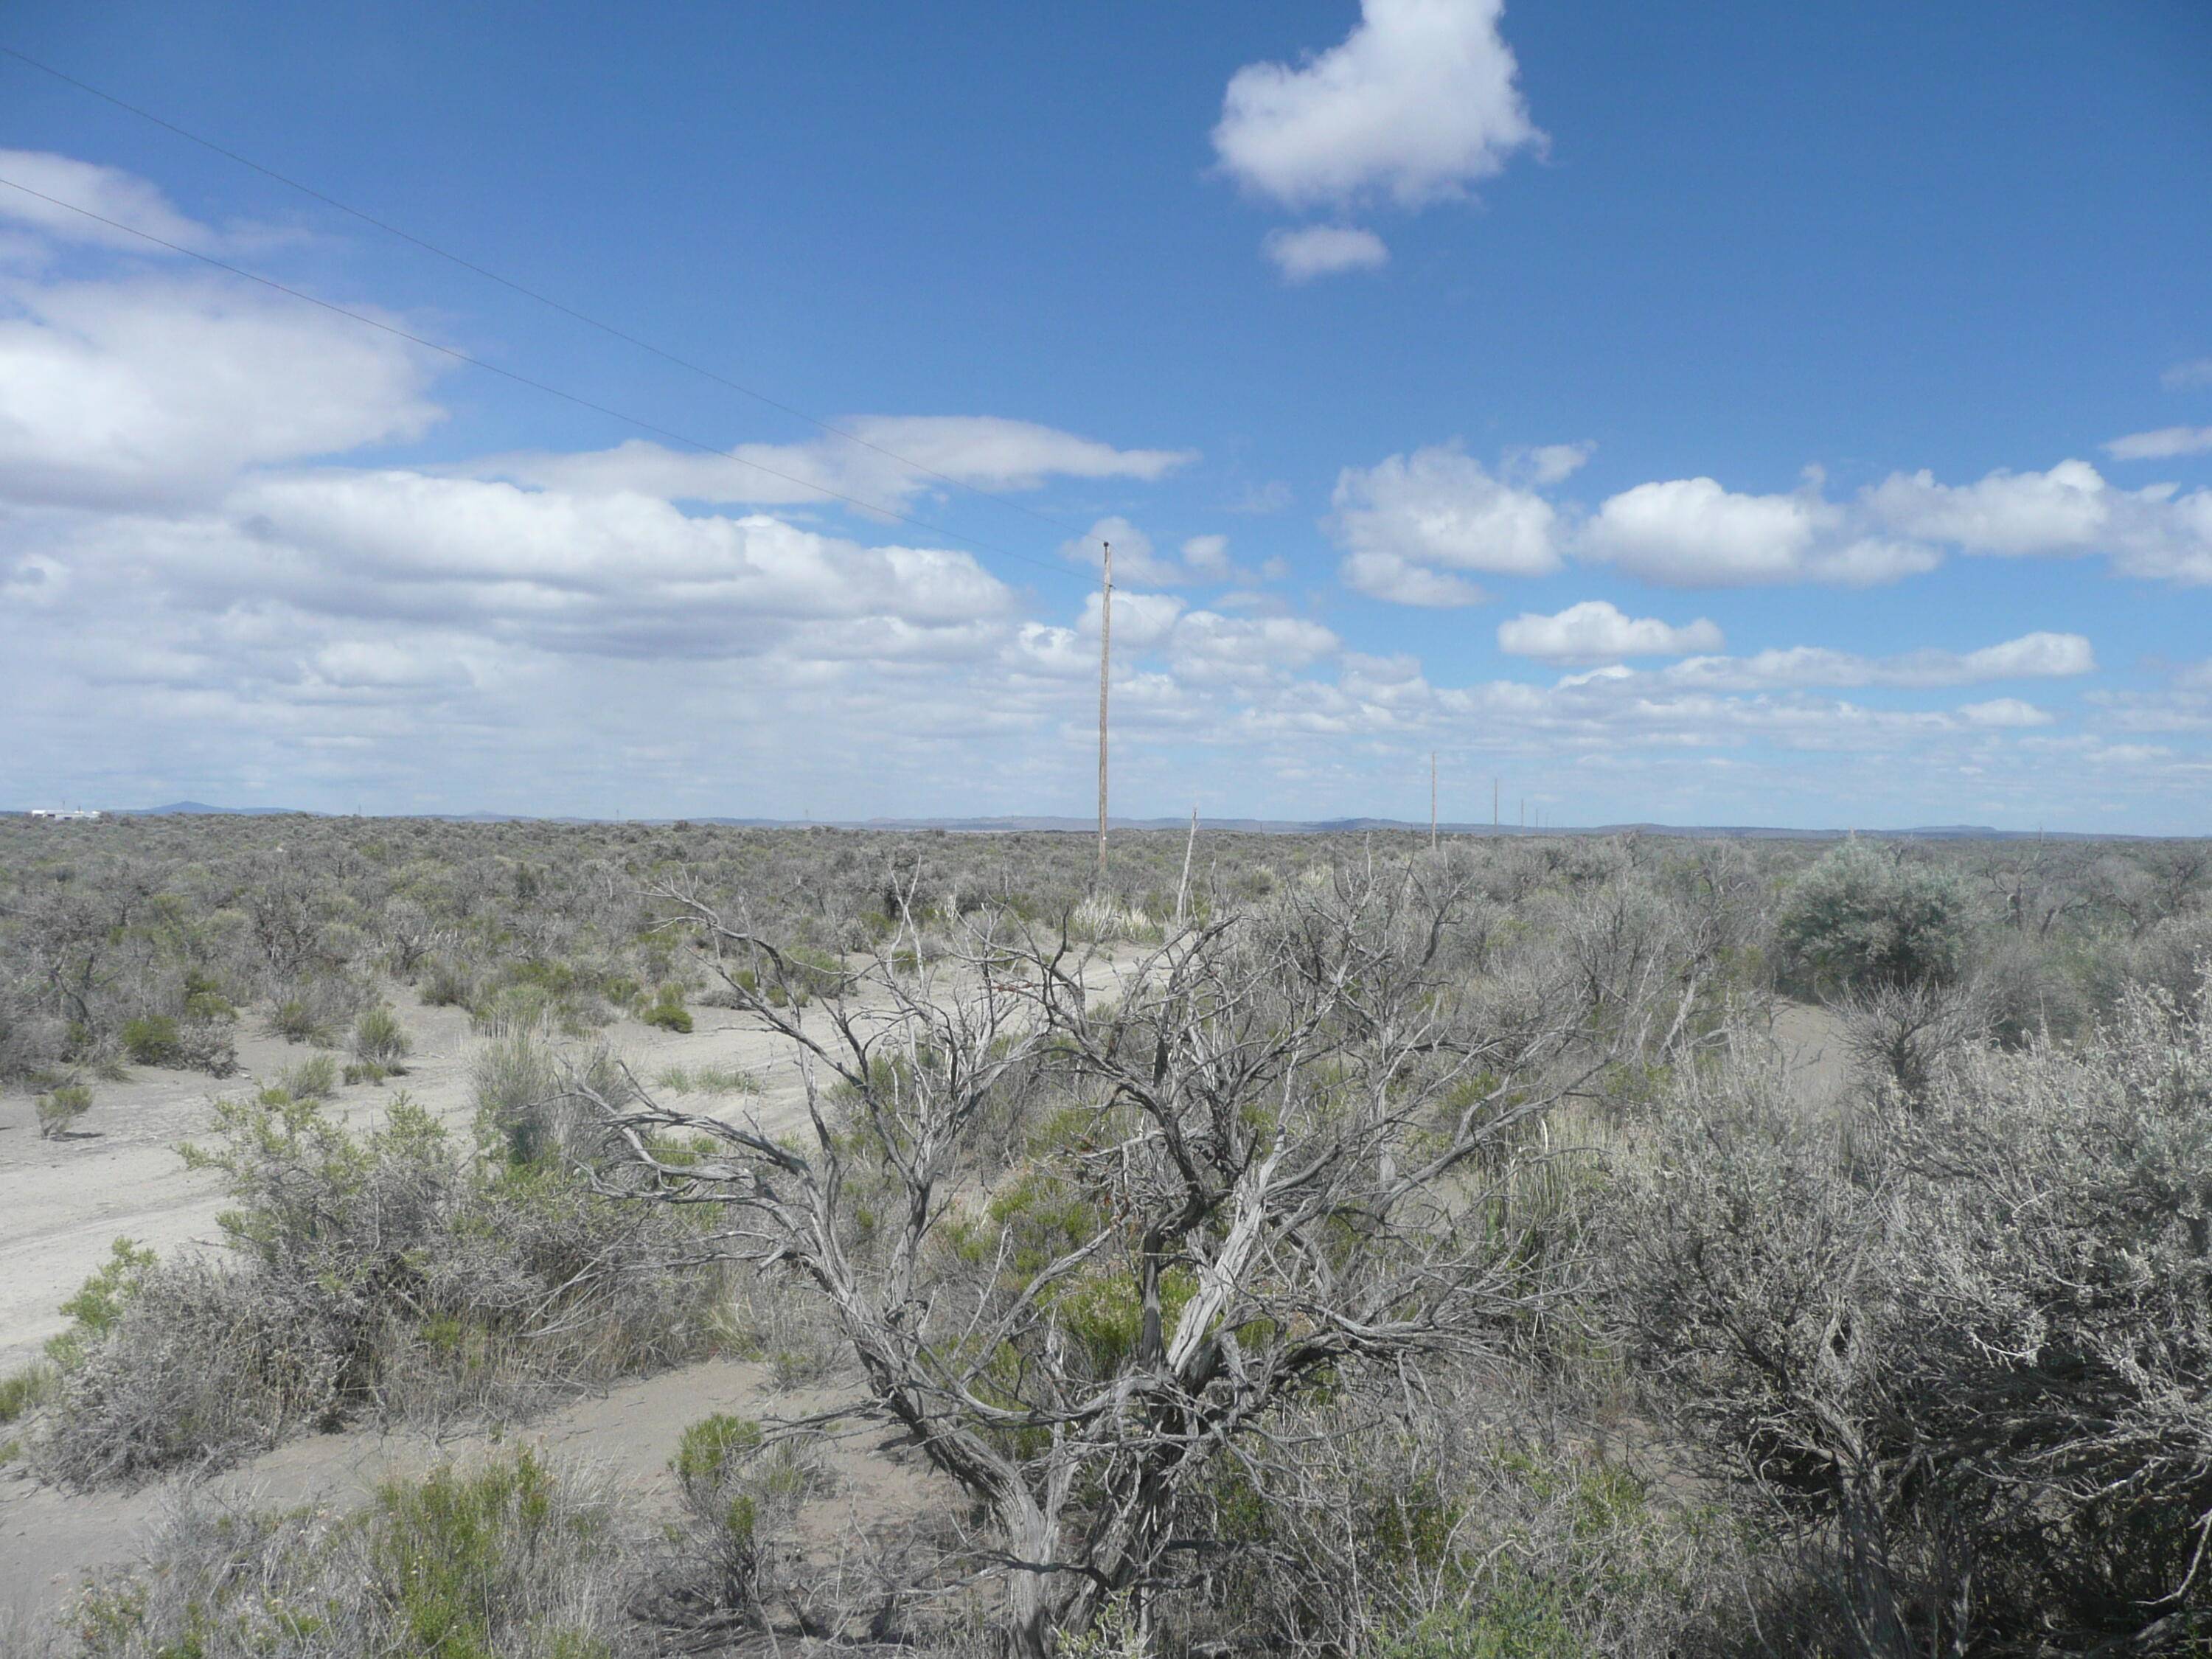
[6,805,2160,841]
[120,801,307,817]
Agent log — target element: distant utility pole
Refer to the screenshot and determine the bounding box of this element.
[1430,751,1439,850]
[1175,805,1199,924]
[1096,539,1112,883]
[1493,777,1499,831]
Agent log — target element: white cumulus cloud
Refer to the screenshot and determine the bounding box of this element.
[1580,476,1938,588]
[1263,224,1390,282]
[1214,0,1542,210]
[1497,600,1722,665]
[1332,444,1560,605]
[0,274,441,509]
[1865,459,2212,584]
[1865,459,2112,554]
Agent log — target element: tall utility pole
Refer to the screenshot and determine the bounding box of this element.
[1096,540,1112,884]
[1493,776,1499,831]
[1430,751,1439,850]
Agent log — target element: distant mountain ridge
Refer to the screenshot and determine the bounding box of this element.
[0,804,2165,841]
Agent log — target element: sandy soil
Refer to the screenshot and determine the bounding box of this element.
[1771,998,1850,1113]
[0,1354,950,1627]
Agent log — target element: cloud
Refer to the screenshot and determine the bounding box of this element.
[1010,597,1335,689]
[1214,0,1542,210]
[1338,551,1486,607]
[1865,459,2212,583]
[1169,611,1340,683]
[1180,534,1234,578]
[1957,698,2054,728]
[483,416,1194,511]
[0,274,442,509]
[1580,476,1938,587]
[1331,444,1560,605]
[1060,517,1253,585]
[2164,358,2212,392]
[2103,425,2212,462]
[1263,224,1389,282]
[1228,479,1294,515]
[1077,588,1187,649]
[1497,600,1722,664]
[0,150,216,252]
[1660,631,2094,691]
[1864,459,2112,554]
[1506,442,1594,486]
[85,469,1023,663]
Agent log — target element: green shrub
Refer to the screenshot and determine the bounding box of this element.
[120,1015,181,1066]
[37,1081,94,1138]
[45,1238,157,1370]
[1776,840,1972,995]
[667,1413,815,1617]
[635,981,692,1033]
[672,1412,765,1486]
[351,1004,412,1072]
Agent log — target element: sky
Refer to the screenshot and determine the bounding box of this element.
[1,1,2209,830]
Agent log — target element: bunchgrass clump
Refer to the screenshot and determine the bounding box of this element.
[35,1082,93,1138]
[653,1062,761,1097]
[50,1447,629,1658]
[350,1004,412,1073]
[277,1053,339,1101]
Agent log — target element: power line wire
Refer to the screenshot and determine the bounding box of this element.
[0,42,1108,550]
[0,171,1074,580]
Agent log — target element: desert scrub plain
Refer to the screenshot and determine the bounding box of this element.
[0,815,2208,1656]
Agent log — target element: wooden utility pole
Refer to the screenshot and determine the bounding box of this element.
[1175,804,1199,924]
[1430,752,1438,850]
[1096,539,1112,883]
[1492,776,1499,830]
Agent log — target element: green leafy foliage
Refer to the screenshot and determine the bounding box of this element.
[1776,839,1973,995]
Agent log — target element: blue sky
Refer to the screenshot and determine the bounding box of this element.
[3,1,2209,827]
